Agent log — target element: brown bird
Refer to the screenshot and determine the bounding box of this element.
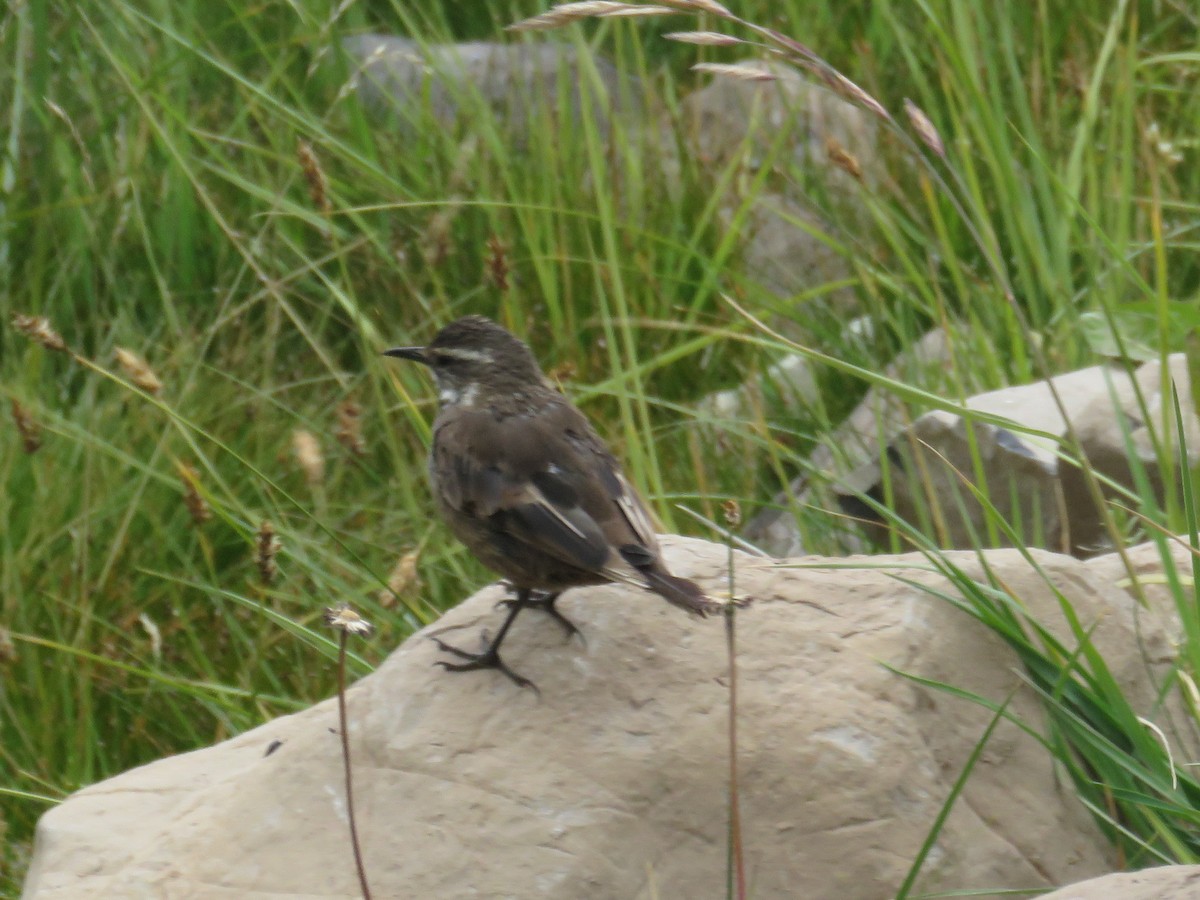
[385,315,720,688]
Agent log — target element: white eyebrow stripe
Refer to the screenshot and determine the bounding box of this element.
[435,347,492,363]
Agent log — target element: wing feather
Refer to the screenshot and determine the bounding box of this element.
[432,400,666,583]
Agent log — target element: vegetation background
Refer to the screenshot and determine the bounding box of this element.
[2,0,1198,894]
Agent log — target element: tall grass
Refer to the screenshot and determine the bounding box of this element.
[2,0,1198,894]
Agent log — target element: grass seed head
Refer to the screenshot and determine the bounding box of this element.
[663,31,745,47]
[903,98,946,159]
[335,400,366,457]
[379,549,420,608]
[821,69,890,121]
[825,136,864,181]
[485,235,510,293]
[293,430,325,485]
[11,399,42,453]
[662,0,733,16]
[177,461,212,525]
[325,604,375,637]
[256,520,282,585]
[508,2,650,31]
[296,139,331,215]
[11,314,68,353]
[692,61,778,83]
[114,347,164,395]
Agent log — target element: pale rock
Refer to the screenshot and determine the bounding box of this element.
[25,537,1191,898]
[748,352,1199,559]
[1040,866,1200,899]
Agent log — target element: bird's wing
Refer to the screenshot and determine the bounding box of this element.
[433,401,662,584]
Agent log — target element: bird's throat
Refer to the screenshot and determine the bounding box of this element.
[438,381,481,408]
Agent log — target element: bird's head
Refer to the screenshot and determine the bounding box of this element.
[384,315,544,407]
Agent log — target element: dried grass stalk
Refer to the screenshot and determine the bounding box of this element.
[600,5,678,17]
[760,28,818,63]
[819,69,890,121]
[661,0,733,16]
[509,1,662,31]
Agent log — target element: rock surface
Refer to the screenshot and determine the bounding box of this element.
[1040,866,1200,899]
[748,352,1199,558]
[23,537,1190,899]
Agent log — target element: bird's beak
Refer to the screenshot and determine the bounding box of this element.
[383,346,428,364]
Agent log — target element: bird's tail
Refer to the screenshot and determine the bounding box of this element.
[642,568,724,617]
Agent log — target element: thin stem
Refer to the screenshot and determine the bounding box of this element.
[337,631,372,900]
[725,538,746,900]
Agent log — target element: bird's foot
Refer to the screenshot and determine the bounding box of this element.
[429,633,539,694]
[496,590,581,641]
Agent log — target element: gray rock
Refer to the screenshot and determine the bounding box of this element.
[833,364,1120,554]
[341,34,643,138]
[729,193,858,307]
[1061,354,1200,554]
[748,352,1199,558]
[681,61,880,310]
[744,327,956,556]
[25,536,1189,898]
[680,60,880,193]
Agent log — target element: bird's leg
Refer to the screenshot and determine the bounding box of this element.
[430,589,537,692]
[497,588,579,640]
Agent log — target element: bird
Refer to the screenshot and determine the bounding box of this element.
[385,315,721,689]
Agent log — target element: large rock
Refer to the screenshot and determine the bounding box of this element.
[744,327,958,556]
[1040,866,1200,899]
[1061,353,1200,553]
[681,61,880,310]
[23,537,1189,898]
[833,364,1119,554]
[748,352,1199,558]
[680,60,880,193]
[341,35,643,138]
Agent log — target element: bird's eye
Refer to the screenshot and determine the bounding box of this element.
[433,352,460,367]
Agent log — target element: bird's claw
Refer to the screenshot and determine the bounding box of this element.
[429,635,539,693]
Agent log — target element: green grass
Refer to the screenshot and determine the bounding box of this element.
[2,0,1199,895]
